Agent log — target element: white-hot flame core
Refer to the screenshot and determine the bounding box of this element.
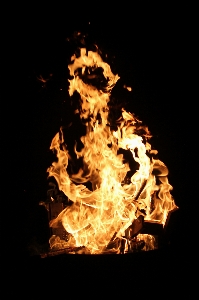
[48,48,177,254]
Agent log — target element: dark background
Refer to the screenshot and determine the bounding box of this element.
[6,6,194,281]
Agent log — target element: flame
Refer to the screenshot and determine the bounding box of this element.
[136,234,157,251]
[47,48,177,254]
[123,85,132,91]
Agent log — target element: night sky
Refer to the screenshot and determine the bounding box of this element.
[8,8,193,273]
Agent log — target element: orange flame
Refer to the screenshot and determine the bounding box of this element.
[47,48,177,254]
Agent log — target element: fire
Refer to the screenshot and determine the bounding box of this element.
[47,48,177,254]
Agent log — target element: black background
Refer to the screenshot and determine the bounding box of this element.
[5,5,194,285]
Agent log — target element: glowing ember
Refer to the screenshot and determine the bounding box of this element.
[47,48,177,254]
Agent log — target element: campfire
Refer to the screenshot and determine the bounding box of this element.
[41,48,177,256]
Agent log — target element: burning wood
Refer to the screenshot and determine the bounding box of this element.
[44,47,177,255]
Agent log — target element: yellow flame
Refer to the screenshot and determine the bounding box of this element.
[123,85,132,91]
[47,48,177,254]
[136,234,157,251]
